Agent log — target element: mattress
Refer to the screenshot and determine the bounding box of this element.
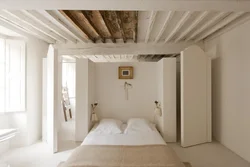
[82,124,166,145]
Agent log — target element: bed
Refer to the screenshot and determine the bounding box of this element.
[59,119,185,167]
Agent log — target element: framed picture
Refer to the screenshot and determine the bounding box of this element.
[118,66,133,79]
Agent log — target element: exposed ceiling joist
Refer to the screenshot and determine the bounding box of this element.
[0,17,43,41]
[5,10,66,43]
[38,10,88,43]
[99,11,116,43]
[145,11,157,43]
[82,11,105,43]
[174,11,209,42]
[134,11,138,43]
[53,10,90,42]
[115,12,126,43]
[1,0,250,11]
[185,12,229,41]
[60,10,94,42]
[0,11,56,43]
[205,13,250,42]
[56,41,200,55]
[23,10,77,43]
[195,12,245,42]
[154,11,175,43]
[165,11,192,42]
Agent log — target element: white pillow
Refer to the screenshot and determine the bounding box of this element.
[93,119,123,134]
[124,118,154,134]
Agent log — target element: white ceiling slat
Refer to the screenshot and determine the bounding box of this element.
[145,11,157,43]
[38,10,88,43]
[5,10,66,43]
[0,11,56,43]
[23,10,77,43]
[165,11,192,43]
[81,55,87,59]
[74,55,81,58]
[154,11,175,43]
[56,42,199,55]
[185,12,229,41]
[0,17,50,42]
[1,0,250,11]
[206,13,250,42]
[195,12,245,42]
[0,32,8,38]
[174,11,209,42]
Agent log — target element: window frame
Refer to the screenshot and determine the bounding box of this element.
[0,38,26,113]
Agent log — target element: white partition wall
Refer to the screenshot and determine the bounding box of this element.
[157,58,176,142]
[46,45,60,153]
[75,59,95,141]
[181,45,211,147]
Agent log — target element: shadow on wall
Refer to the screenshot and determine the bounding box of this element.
[211,42,223,140]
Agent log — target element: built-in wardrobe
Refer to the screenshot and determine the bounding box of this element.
[177,45,212,147]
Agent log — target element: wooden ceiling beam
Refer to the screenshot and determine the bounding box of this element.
[60,10,95,42]
[145,11,157,43]
[82,11,105,43]
[165,11,192,43]
[134,11,138,43]
[99,11,116,43]
[115,11,126,43]
[195,12,244,42]
[175,11,209,42]
[155,11,175,43]
[185,12,229,41]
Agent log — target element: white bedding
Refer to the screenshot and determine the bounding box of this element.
[82,124,166,145]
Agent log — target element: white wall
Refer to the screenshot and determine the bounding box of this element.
[205,20,250,162]
[95,62,157,122]
[156,58,176,142]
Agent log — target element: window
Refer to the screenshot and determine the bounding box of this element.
[62,62,75,98]
[0,38,25,113]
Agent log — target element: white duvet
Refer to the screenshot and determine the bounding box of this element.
[82,125,166,145]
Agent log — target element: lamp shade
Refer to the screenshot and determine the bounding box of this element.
[91,112,99,122]
[154,107,162,117]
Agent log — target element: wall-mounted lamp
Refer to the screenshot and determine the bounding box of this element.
[154,101,162,117]
[124,82,133,100]
[91,102,99,122]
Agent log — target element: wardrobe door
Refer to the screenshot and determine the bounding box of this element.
[181,45,211,147]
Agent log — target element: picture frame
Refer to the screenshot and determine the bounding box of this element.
[118,66,133,79]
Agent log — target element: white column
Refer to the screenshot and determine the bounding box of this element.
[75,59,89,141]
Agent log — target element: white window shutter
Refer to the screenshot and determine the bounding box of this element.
[5,39,25,112]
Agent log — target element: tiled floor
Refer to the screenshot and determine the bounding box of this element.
[0,141,249,167]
